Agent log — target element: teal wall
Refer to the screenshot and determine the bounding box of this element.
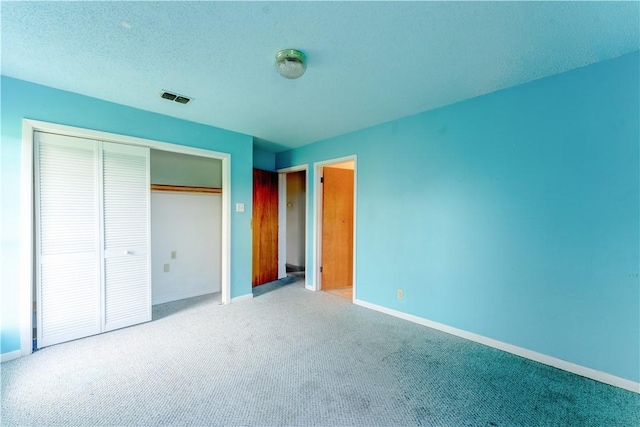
[253,146,276,172]
[277,52,640,383]
[0,77,254,355]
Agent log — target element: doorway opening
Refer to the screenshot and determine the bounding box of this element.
[314,157,356,301]
[277,166,309,289]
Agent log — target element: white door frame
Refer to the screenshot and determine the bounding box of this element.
[20,119,232,357]
[313,156,357,299]
[276,165,310,290]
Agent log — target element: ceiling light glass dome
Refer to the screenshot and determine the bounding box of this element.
[275,49,307,79]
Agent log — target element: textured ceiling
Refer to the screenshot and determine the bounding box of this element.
[2,1,638,152]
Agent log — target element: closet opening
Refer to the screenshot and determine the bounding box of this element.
[149,150,223,308]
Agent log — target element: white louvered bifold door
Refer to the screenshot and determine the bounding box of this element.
[35,132,102,347]
[102,142,151,332]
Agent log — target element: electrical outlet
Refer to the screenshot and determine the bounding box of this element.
[171,251,177,260]
[397,289,404,300]
[163,263,170,273]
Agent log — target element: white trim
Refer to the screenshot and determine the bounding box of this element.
[277,173,287,279]
[354,298,640,394]
[304,167,311,291]
[312,166,320,292]
[276,164,310,289]
[1,350,22,363]
[277,165,309,173]
[352,159,358,301]
[20,119,233,357]
[220,155,232,305]
[313,156,357,299]
[24,120,230,159]
[231,293,253,303]
[20,120,34,357]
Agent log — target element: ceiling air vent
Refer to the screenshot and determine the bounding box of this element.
[160,90,191,104]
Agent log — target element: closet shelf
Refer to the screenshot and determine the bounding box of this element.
[150,184,222,194]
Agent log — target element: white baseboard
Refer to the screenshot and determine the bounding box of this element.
[231,293,253,303]
[1,350,21,363]
[152,288,221,306]
[353,299,640,394]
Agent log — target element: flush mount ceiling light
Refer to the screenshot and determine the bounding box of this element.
[275,49,307,79]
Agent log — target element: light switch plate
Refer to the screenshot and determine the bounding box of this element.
[236,203,245,212]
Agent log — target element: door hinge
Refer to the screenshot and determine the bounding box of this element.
[320,177,324,184]
[320,266,323,273]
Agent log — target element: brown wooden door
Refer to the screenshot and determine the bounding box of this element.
[321,167,354,290]
[252,168,279,286]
